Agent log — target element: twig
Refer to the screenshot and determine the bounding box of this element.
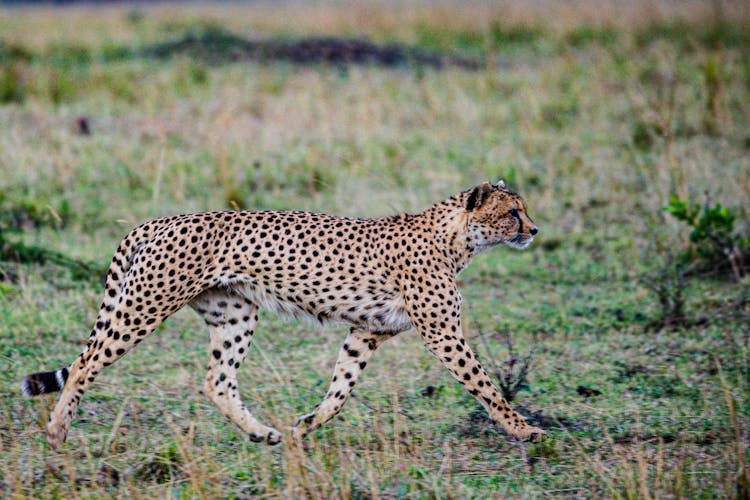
[476,323,501,374]
[476,322,535,402]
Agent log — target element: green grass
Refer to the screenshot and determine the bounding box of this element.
[1,2,749,498]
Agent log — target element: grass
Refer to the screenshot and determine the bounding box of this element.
[1,1,749,497]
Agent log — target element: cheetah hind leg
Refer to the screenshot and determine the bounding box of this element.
[190,289,281,445]
[45,299,176,448]
[291,328,390,443]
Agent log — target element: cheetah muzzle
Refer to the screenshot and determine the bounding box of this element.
[22,180,545,448]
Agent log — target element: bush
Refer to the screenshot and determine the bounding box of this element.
[631,120,664,150]
[0,194,70,230]
[642,253,689,330]
[664,194,748,281]
[489,22,544,48]
[0,41,34,64]
[0,64,25,104]
[635,20,750,51]
[565,26,618,48]
[476,325,535,403]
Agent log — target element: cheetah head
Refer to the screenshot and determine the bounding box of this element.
[465,180,538,252]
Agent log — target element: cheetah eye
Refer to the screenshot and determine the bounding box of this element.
[509,209,519,218]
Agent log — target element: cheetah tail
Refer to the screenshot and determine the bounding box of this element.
[21,367,69,396]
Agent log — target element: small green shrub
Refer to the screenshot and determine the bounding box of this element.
[642,253,689,330]
[646,194,747,328]
[700,20,750,50]
[188,62,208,85]
[0,41,34,63]
[565,26,618,48]
[635,20,750,51]
[0,194,70,230]
[489,22,544,47]
[0,63,25,104]
[134,441,184,484]
[100,43,131,61]
[664,194,748,280]
[0,194,102,281]
[632,120,664,150]
[528,436,559,462]
[635,21,691,49]
[0,228,103,283]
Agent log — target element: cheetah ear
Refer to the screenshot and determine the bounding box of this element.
[495,179,506,189]
[466,182,493,211]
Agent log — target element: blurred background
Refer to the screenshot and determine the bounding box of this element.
[1,1,749,497]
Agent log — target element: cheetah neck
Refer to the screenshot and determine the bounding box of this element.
[419,196,475,275]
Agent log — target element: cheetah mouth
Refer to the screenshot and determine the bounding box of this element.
[506,234,533,250]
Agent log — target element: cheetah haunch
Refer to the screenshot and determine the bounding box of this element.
[23,180,543,448]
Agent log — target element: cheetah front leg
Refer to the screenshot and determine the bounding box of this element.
[190,289,282,445]
[291,328,390,442]
[406,281,545,442]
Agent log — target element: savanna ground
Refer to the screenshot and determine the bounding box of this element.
[1,1,749,497]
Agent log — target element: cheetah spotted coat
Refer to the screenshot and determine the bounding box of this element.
[23,180,543,447]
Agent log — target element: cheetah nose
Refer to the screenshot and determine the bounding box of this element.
[530,226,538,235]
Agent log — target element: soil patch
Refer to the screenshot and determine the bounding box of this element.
[145,29,481,69]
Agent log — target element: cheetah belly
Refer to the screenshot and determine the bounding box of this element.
[231,281,412,333]
[343,294,413,333]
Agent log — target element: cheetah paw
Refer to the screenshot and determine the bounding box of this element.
[290,425,306,443]
[248,427,282,445]
[514,425,546,443]
[266,429,282,446]
[46,420,68,449]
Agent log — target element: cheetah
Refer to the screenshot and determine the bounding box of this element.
[22,180,544,448]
